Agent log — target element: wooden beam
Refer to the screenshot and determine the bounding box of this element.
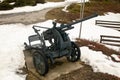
[102,42,120,46]
[101,39,120,43]
[100,35,120,38]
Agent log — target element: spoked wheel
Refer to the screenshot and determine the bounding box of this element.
[67,42,81,62]
[33,51,49,76]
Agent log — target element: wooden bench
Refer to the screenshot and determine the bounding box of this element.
[96,20,120,31]
[100,35,120,46]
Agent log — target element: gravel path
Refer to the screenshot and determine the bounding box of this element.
[0,8,52,25]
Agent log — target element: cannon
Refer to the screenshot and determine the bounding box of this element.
[24,13,98,76]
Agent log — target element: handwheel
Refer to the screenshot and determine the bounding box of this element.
[67,42,81,62]
[33,51,49,76]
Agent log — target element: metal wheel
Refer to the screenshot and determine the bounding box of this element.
[33,51,49,76]
[67,42,81,62]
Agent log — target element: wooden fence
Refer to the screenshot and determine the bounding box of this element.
[100,35,120,46]
[96,20,120,31]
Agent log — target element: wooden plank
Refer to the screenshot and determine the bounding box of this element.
[96,20,120,24]
[95,20,120,31]
[100,35,120,46]
[96,20,120,23]
[100,36,102,43]
[100,35,120,38]
[102,42,120,46]
[96,23,120,25]
[96,25,120,28]
[101,39,120,43]
[97,20,120,46]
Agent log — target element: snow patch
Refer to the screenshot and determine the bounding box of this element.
[81,47,120,77]
[0,14,120,80]
[0,0,120,79]
[0,0,89,15]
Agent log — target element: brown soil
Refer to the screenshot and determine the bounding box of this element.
[45,7,80,23]
[76,38,120,62]
[45,0,120,23]
[24,61,120,80]
[55,63,120,80]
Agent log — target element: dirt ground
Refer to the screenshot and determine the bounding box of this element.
[24,59,120,80]
[45,0,120,23]
[55,63,120,80]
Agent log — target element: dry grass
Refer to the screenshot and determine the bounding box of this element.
[45,7,80,23]
[45,0,120,23]
[76,38,120,62]
[55,64,120,80]
[84,0,120,16]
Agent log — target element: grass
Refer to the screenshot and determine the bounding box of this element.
[67,3,80,14]
[45,7,80,23]
[0,0,45,10]
[45,0,120,23]
[75,38,120,62]
[84,0,120,16]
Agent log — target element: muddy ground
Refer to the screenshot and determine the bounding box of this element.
[25,60,120,80]
[55,63,120,80]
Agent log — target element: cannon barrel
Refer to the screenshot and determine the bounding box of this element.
[59,13,98,30]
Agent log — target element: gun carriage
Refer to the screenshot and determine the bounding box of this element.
[24,14,98,75]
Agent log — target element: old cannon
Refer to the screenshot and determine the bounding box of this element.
[24,13,98,76]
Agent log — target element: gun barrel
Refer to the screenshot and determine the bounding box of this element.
[64,13,98,27]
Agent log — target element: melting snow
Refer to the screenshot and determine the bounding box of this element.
[0,0,120,80]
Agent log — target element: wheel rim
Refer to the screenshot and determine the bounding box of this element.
[68,42,80,62]
[71,45,79,61]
